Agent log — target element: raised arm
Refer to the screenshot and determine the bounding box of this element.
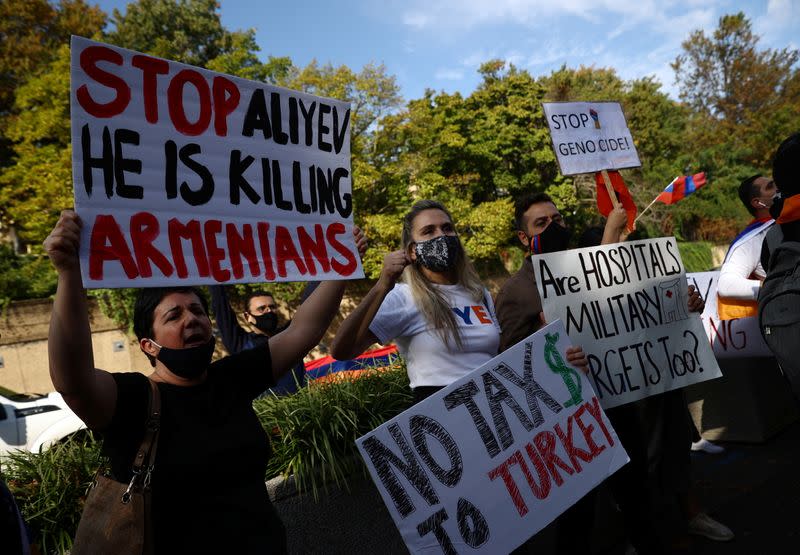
[44,211,117,430]
[209,285,250,354]
[268,226,368,378]
[601,205,628,245]
[330,249,410,360]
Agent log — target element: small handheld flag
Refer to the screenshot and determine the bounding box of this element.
[595,170,637,231]
[655,172,707,205]
[634,171,709,224]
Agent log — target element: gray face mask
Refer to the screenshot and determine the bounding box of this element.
[414,235,461,272]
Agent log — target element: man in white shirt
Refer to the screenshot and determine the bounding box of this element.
[717,175,777,320]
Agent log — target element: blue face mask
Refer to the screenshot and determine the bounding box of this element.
[150,337,215,379]
[414,235,461,272]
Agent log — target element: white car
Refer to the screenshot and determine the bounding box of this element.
[0,391,87,456]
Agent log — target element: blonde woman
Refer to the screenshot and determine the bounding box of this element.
[331,199,586,402]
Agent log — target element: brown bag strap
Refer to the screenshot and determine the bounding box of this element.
[131,378,161,476]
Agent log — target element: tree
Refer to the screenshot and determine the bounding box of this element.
[672,12,799,167]
[0,0,105,117]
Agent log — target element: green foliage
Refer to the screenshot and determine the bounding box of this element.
[0,245,58,308]
[107,0,226,67]
[1,434,101,555]
[92,288,139,334]
[677,241,714,272]
[0,5,796,301]
[254,365,413,499]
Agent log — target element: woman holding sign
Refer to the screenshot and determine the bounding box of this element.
[331,199,587,402]
[44,210,366,554]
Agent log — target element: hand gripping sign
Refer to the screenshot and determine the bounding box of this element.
[532,237,722,409]
[356,321,628,554]
[70,36,362,288]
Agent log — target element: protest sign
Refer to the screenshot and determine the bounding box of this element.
[687,271,772,359]
[70,36,362,288]
[542,102,641,176]
[356,321,628,554]
[532,238,722,409]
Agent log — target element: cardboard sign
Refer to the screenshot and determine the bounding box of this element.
[356,321,628,554]
[532,238,722,409]
[542,102,641,176]
[70,36,362,288]
[687,271,772,359]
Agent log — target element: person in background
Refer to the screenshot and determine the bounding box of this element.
[496,195,663,555]
[330,198,588,406]
[717,174,776,319]
[210,284,319,395]
[761,132,800,264]
[759,132,800,398]
[692,174,776,455]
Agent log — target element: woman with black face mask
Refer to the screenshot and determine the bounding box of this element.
[330,199,588,404]
[44,209,367,554]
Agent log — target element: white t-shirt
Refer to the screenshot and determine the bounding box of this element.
[369,283,501,389]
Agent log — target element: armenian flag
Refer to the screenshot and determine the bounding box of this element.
[656,172,707,205]
[304,344,400,383]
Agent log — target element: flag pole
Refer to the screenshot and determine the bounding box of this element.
[600,170,621,209]
[634,195,660,224]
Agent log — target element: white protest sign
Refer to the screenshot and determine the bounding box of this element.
[356,321,628,555]
[70,36,362,288]
[687,271,772,359]
[542,101,641,176]
[533,238,722,410]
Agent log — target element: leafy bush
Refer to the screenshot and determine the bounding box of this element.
[255,365,413,498]
[0,245,58,309]
[1,364,412,552]
[1,434,101,555]
[677,241,714,272]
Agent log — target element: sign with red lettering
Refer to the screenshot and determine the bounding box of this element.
[533,238,723,409]
[356,320,628,554]
[687,271,772,359]
[542,101,640,176]
[70,36,361,288]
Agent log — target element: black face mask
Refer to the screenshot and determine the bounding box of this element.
[769,192,784,220]
[151,337,215,379]
[414,235,461,272]
[529,222,572,254]
[252,312,278,335]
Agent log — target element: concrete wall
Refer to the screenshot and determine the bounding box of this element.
[0,298,150,394]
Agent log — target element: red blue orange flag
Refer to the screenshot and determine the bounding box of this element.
[656,172,707,205]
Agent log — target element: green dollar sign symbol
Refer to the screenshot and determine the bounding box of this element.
[545,332,582,407]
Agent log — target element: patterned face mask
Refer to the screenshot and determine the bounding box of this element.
[414,235,461,272]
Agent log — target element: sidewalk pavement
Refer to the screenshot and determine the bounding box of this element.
[597,417,800,554]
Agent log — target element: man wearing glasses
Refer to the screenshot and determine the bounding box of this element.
[210,285,317,394]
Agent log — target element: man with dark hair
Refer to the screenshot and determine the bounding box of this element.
[717,174,776,320]
[210,284,318,395]
[495,195,643,554]
[497,193,625,350]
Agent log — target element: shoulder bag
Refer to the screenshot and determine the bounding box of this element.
[72,378,161,555]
